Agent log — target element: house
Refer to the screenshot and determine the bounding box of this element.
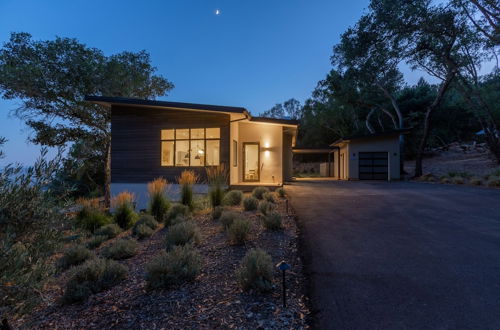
[85,96,298,208]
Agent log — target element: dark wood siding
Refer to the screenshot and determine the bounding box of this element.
[111,105,230,183]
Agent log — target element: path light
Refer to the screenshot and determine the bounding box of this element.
[276,260,291,308]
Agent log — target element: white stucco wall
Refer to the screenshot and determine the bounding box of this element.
[229,120,239,185]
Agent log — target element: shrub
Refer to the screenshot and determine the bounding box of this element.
[166,204,190,226]
[237,248,273,292]
[469,176,482,185]
[440,176,451,184]
[487,176,500,187]
[208,186,225,208]
[223,190,243,206]
[451,176,465,184]
[491,168,500,177]
[75,206,111,233]
[171,214,190,226]
[448,171,472,178]
[262,211,282,230]
[206,165,228,207]
[145,245,201,289]
[165,221,201,249]
[263,192,276,203]
[148,177,171,222]
[134,224,154,239]
[220,210,239,229]
[212,205,224,220]
[57,245,95,271]
[63,258,127,303]
[227,218,251,244]
[276,187,286,198]
[112,191,138,229]
[258,200,275,215]
[86,235,108,249]
[95,223,122,239]
[178,170,198,209]
[243,196,259,211]
[252,186,269,200]
[103,239,138,260]
[133,214,158,231]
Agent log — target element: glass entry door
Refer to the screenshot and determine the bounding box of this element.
[243,143,260,182]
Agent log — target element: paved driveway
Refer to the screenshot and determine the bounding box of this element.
[286,180,500,330]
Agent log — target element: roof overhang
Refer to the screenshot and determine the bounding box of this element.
[330,129,411,147]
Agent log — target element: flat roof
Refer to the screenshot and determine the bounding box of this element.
[292,147,336,154]
[251,116,299,126]
[330,129,411,146]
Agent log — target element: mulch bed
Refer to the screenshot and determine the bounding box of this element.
[15,195,310,329]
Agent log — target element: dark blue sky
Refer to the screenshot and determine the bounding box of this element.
[0,0,429,164]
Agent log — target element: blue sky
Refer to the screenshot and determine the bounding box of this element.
[0,0,432,165]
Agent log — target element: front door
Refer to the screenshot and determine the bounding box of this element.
[243,142,260,182]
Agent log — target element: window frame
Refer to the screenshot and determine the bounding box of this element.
[160,128,221,167]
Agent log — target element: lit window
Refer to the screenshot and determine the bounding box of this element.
[175,140,190,166]
[161,141,174,166]
[206,127,220,139]
[206,140,220,166]
[190,140,205,166]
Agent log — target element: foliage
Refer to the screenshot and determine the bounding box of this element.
[258,200,275,216]
[103,239,138,260]
[95,223,122,239]
[75,206,112,233]
[276,187,286,198]
[134,224,154,239]
[237,248,273,293]
[165,221,201,250]
[252,187,269,200]
[441,177,452,184]
[206,165,228,208]
[133,214,159,232]
[487,176,500,187]
[171,214,190,227]
[469,176,482,185]
[63,258,127,303]
[57,245,95,271]
[223,190,243,206]
[227,218,251,245]
[147,177,170,222]
[219,210,240,229]
[451,176,465,184]
[261,98,303,120]
[145,245,201,289]
[112,191,138,229]
[243,196,259,211]
[86,235,108,249]
[263,192,276,203]
[212,205,224,220]
[178,170,198,209]
[448,171,472,178]
[262,212,283,231]
[166,204,190,226]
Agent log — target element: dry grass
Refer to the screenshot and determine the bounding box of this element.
[205,164,228,185]
[178,170,199,186]
[76,197,103,211]
[148,177,169,196]
[111,191,135,209]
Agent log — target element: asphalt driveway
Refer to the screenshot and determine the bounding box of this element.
[286,180,500,330]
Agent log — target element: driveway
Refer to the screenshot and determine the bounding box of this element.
[286,180,500,330]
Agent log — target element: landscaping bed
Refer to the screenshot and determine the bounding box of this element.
[14,192,310,329]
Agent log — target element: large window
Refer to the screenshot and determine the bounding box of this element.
[161,128,220,167]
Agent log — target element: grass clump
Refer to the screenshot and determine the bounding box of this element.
[75,206,111,233]
[206,165,228,208]
[208,186,225,208]
[95,223,122,239]
[178,170,198,210]
[469,176,482,185]
[220,210,239,229]
[263,192,276,203]
[448,171,472,178]
[148,177,171,222]
[237,248,273,293]
[63,258,127,303]
[262,211,282,231]
[165,221,201,249]
[57,245,95,271]
[258,200,275,216]
[212,205,224,220]
[451,176,465,184]
[243,196,259,211]
[227,218,251,245]
[252,186,269,200]
[145,245,201,289]
[223,190,243,206]
[112,191,139,229]
[132,214,158,239]
[487,176,500,187]
[85,235,108,249]
[440,176,451,184]
[166,204,190,226]
[276,187,286,198]
[134,224,154,239]
[103,239,138,260]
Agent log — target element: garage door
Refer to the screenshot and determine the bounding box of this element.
[359,152,388,180]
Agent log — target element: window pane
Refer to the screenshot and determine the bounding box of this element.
[206,140,220,166]
[176,129,189,139]
[206,127,220,139]
[161,129,174,140]
[191,128,204,139]
[175,140,190,166]
[190,140,205,166]
[161,141,174,166]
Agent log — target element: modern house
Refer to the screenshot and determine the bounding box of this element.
[85,96,298,208]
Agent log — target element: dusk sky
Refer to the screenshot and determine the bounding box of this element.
[0,0,431,165]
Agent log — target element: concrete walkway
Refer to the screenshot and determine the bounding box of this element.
[286,180,500,330]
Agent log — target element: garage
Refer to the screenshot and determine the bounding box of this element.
[359,152,388,180]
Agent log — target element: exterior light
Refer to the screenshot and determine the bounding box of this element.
[264,150,270,157]
[276,261,291,308]
[264,142,270,148]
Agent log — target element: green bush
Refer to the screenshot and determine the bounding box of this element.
[262,211,282,231]
[276,187,286,198]
[440,176,451,184]
[243,196,259,211]
[165,221,201,249]
[95,223,122,239]
[133,214,158,234]
[258,200,275,215]
[134,224,154,239]
[220,210,239,229]
[227,218,251,244]
[487,176,500,187]
[252,186,269,200]
[237,248,273,292]
[145,245,201,289]
[57,245,95,271]
[448,171,472,178]
[171,214,190,226]
[263,192,276,203]
[451,176,465,184]
[103,239,138,260]
[149,194,170,222]
[212,205,224,220]
[166,204,190,226]
[209,186,225,208]
[113,204,138,229]
[223,190,243,206]
[86,235,108,249]
[75,206,111,233]
[63,258,127,303]
[469,176,482,185]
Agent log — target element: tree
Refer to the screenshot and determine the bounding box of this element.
[453,0,500,45]
[0,32,174,205]
[261,98,303,120]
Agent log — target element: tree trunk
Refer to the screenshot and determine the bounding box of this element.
[104,140,111,208]
[414,72,455,177]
